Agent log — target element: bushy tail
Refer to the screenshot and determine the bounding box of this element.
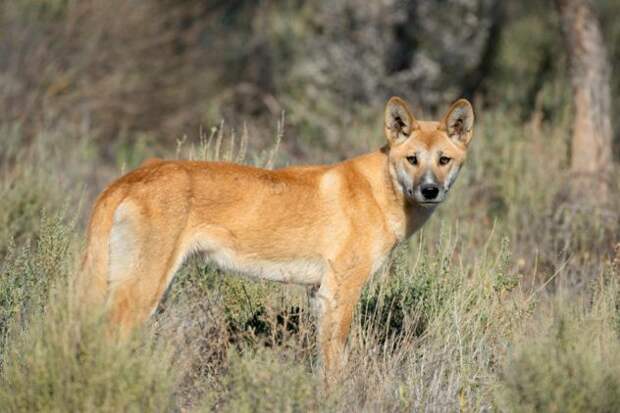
[76,191,125,310]
[77,240,109,309]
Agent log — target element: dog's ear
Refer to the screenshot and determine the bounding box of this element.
[384,97,418,146]
[441,99,474,147]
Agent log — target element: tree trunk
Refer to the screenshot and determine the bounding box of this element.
[555,0,612,203]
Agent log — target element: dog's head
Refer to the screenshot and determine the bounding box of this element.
[384,97,474,207]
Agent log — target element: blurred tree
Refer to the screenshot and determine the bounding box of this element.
[460,0,504,102]
[555,0,612,203]
[277,0,502,155]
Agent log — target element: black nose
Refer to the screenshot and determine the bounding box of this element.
[420,184,439,200]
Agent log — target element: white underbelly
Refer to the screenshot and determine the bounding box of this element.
[205,248,324,285]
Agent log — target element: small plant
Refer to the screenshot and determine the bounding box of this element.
[0,212,74,354]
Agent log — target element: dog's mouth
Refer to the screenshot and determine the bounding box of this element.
[417,200,441,208]
[406,193,442,207]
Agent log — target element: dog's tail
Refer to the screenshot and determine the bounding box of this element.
[76,188,126,310]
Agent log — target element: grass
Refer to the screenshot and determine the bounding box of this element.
[0,102,618,411]
[0,297,184,412]
[497,272,620,413]
[1,1,619,410]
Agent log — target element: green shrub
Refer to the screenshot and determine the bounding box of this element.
[0,123,86,255]
[0,208,185,412]
[0,302,183,412]
[201,348,326,413]
[0,212,73,353]
[497,278,620,412]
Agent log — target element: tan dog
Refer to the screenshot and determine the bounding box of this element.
[80,97,474,371]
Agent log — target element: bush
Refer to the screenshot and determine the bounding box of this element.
[0,212,73,353]
[0,209,189,412]
[201,348,325,413]
[0,303,184,412]
[497,276,620,412]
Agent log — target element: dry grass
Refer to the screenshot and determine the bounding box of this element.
[1,1,620,411]
[0,102,618,411]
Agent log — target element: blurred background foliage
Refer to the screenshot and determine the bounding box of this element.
[2,0,619,161]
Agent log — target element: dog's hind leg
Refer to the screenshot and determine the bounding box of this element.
[105,200,188,337]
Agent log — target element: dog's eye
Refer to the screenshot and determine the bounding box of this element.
[439,156,451,166]
[406,155,418,166]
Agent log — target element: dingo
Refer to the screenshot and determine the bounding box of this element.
[80,97,474,371]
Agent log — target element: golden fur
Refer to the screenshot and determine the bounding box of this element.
[79,97,475,372]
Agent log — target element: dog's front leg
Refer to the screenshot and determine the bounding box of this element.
[314,262,370,378]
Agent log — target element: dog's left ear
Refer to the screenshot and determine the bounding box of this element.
[441,99,474,147]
